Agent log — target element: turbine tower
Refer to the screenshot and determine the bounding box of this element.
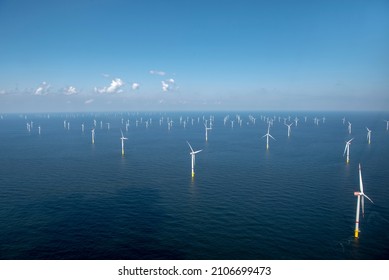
[187,141,202,178]
[285,123,293,138]
[91,128,95,144]
[261,125,276,150]
[354,164,374,238]
[343,138,354,164]
[204,123,212,142]
[366,127,371,144]
[120,129,128,156]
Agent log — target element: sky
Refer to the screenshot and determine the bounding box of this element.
[0,0,388,112]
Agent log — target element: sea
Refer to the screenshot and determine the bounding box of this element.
[0,111,388,260]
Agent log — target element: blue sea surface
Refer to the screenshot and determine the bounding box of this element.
[0,111,389,259]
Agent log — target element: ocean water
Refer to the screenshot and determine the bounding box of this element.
[0,111,389,260]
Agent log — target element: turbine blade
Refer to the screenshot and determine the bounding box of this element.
[343,144,348,156]
[194,149,202,154]
[359,164,364,193]
[269,134,276,140]
[361,195,365,217]
[363,194,374,204]
[186,141,194,153]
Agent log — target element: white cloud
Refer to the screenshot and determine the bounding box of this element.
[161,78,177,92]
[95,78,124,94]
[149,70,166,76]
[161,81,169,92]
[101,73,110,78]
[64,86,78,95]
[34,81,50,95]
[131,82,140,90]
[84,99,94,104]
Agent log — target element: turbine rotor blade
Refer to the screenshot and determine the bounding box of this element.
[363,194,374,204]
[186,141,194,153]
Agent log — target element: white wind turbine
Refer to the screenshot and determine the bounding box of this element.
[187,141,202,178]
[294,117,299,126]
[385,120,389,131]
[366,127,371,144]
[353,163,374,238]
[285,122,293,138]
[91,128,95,144]
[261,125,276,150]
[348,121,352,134]
[120,129,128,156]
[343,138,354,164]
[204,123,212,142]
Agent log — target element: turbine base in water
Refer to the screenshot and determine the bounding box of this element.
[354,230,359,238]
[192,171,195,177]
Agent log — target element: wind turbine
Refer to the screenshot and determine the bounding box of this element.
[120,129,128,156]
[343,138,354,164]
[294,117,299,126]
[204,123,212,142]
[285,122,293,138]
[91,128,95,144]
[187,141,202,178]
[366,127,371,144]
[261,125,276,150]
[354,163,374,238]
[348,121,352,134]
[385,120,389,131]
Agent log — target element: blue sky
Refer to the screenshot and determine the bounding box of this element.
[0,0,388,112]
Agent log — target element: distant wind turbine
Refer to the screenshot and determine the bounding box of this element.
[285,122,293,138]
[366,127,371,144]
[187,141,202,178]
[353,163,374,238]
[91,128,95,144]
[343,138,354,164]
[348,121,352,134]
[261,125,276,150]
[204,123,212,142]
[120,129,128,156]
[385,120,389,131]
[294,117,299,126]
